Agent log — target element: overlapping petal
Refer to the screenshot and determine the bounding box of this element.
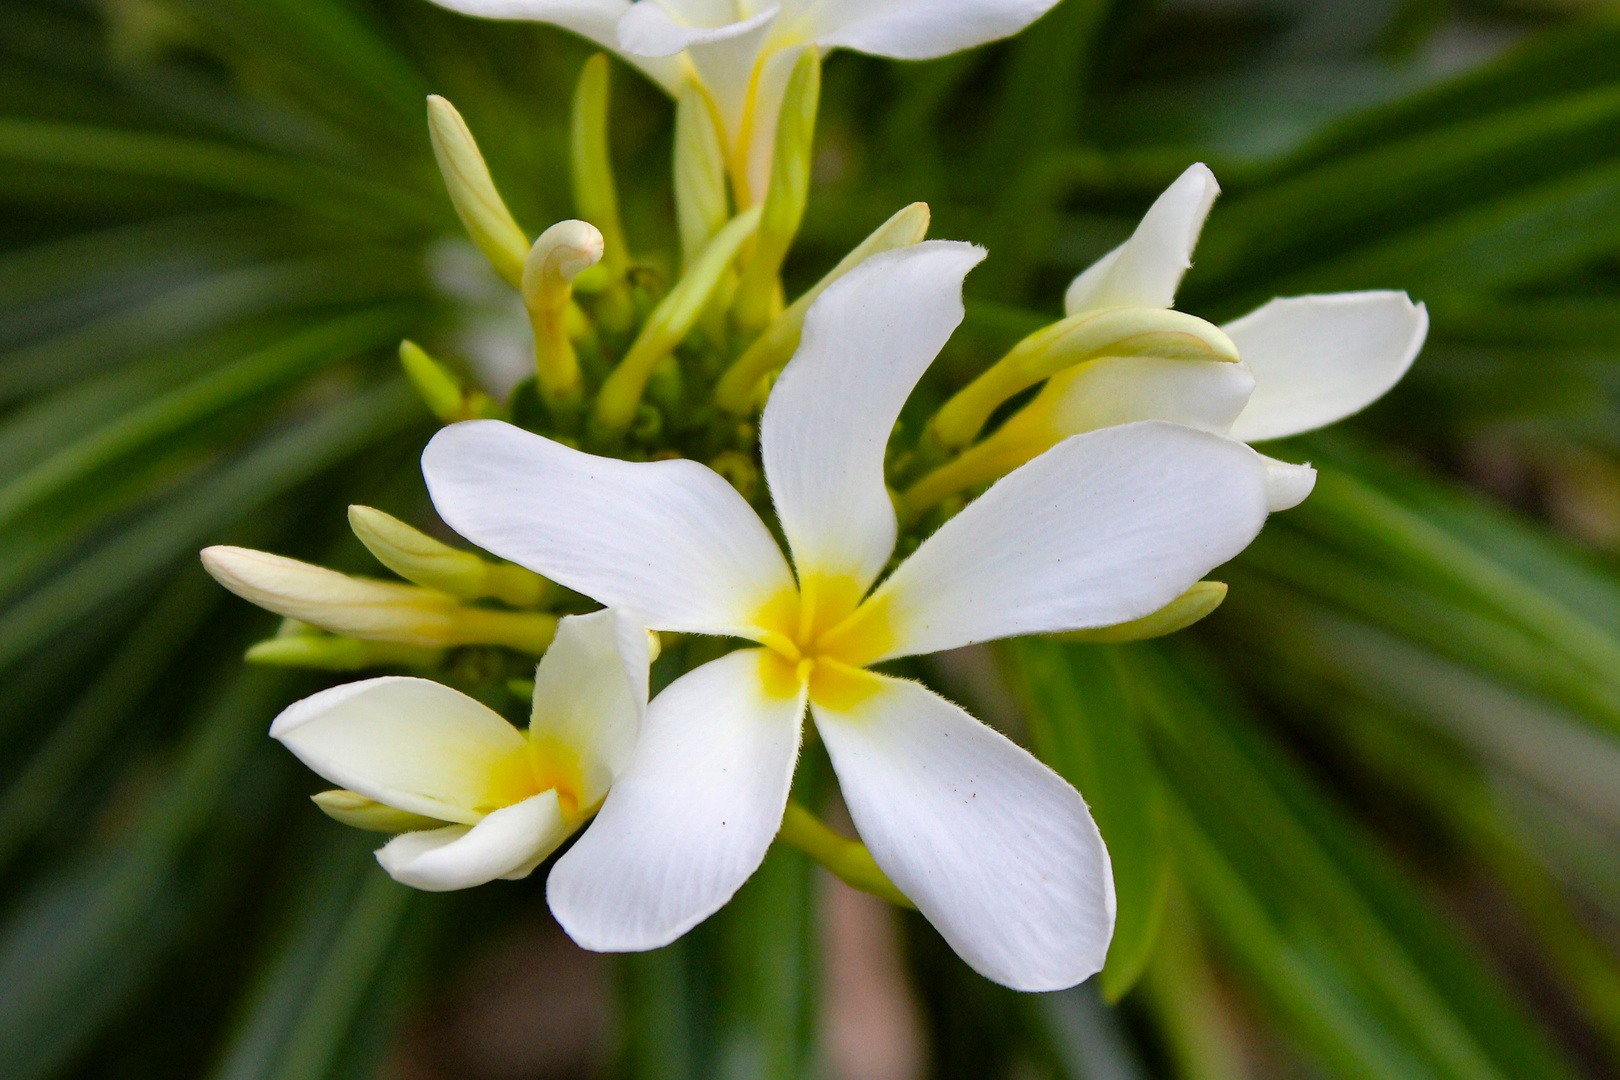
[377,791,571,891]
[1033,354,1255,440]
[270,677,533,826]
[1063,163,1218,315]
[530,608,649,805]
[1258,452,1318,512]
[423,420,793,636]
[806,0,1063,60]
[762,241,984,592]
[864,421,1268,660]
[547,648,805,950]
[1224,292,1428,443]
[813,675,1113,991]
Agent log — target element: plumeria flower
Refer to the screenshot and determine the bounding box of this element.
[270,608,649,891]
[916,164,1428,515]
[427,0,1062,205]
[421,241,1271,990]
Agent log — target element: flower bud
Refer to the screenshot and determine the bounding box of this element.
[245,634,445,671]
[399,340,496,424]
[523,220,604,408]
[347,505,550,607]
[674,81,729,268]
[201,546,557,653]
[715,202,930,415]
[927,307,1241,453]
[427,95,529,288]
[571,54,628,279]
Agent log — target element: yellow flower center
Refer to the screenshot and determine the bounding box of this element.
[753,573,894,710]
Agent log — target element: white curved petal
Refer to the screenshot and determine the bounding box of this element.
[618,0,778,55]
[425,0,685,92]
[1036,354,1255,439]
[423,420,793,637]
[376,791,573,891]
[867,421,1268,659]
[548,649,804,951]
[531,608,650,804]
[1224,292,1427,443]
[806,0,1063,60]
[1063,163,1218,315]
[763,242,984,591]
[1259,451,1317,511]
[814,675,1112,991]
[271,677,531,826]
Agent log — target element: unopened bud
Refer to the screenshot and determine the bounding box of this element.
[523,220,604,408]
[1052,581,1228,643]
[245,634,445,671]
[347,505,550,607]
[927,307,1240,452]
[571,54,628,278]
[427,95,529,288]
[715,202,929,415]
[200,546,557,653]
[674,81,729,268]
[399,340,496,424]
[312,789,449,833]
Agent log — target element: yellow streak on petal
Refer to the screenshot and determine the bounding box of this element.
[815,590,896,671]
[528,735,586,817]
[758,648,805,699]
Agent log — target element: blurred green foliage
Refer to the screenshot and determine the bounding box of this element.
[4,0,1620,1077]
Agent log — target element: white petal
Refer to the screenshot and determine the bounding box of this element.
[530,608,650,804]
[617,0,778,55]
[867,421,1268,659]
[425,0,685,92]
[547,648,804,951]
[814,675,1112,991]
[1259,451,1317,511]
[376,791,573,891]
[1225,292,1428,443]
[806,0,1063,60]
[271,677,531,826]
[762,242,985,592]
[1036,354,1255,439]
[1063,163,1218,315]
[423,420,793,637]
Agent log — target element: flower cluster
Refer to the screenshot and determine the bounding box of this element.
[201,1,1426,992]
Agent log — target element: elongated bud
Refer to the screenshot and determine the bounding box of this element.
[594,206,762,439]
[312,790,448,832]
[1051,581,1227,643]
[523,220,604,409]
[572,54,628,278]
[927,307,1240,452]
[245,634,445,671]
[715,201,930,415]
[201,546,557,653]
[427,95,528,288]
[675,82,729,268]
[399,340,496,424]
[347,505,550,607]
[732,48,819,335]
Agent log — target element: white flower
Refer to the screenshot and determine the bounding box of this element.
[421,241,1270,990]
[427,0,1062,205]
[1037,163,1428,511]
[269,608,649,891]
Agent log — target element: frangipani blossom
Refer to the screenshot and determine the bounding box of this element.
[422,241,1271,990]
[428,0,1061,205]
[1028,163,1428,512]
[270,608,649,891]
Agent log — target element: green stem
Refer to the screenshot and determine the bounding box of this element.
[776,801,913,909]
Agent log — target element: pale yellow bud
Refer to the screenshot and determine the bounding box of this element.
[522,220,604,408]
[244,634,445,671]
[571,54,628,278]
[927,307,1240,452]
[715,202,930,415]
[312,790,449,833]
[347,505,549,608]
[427,95,529,288]
[674,81,729,268]
[399,340,496,424]
[200,546,556,653]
